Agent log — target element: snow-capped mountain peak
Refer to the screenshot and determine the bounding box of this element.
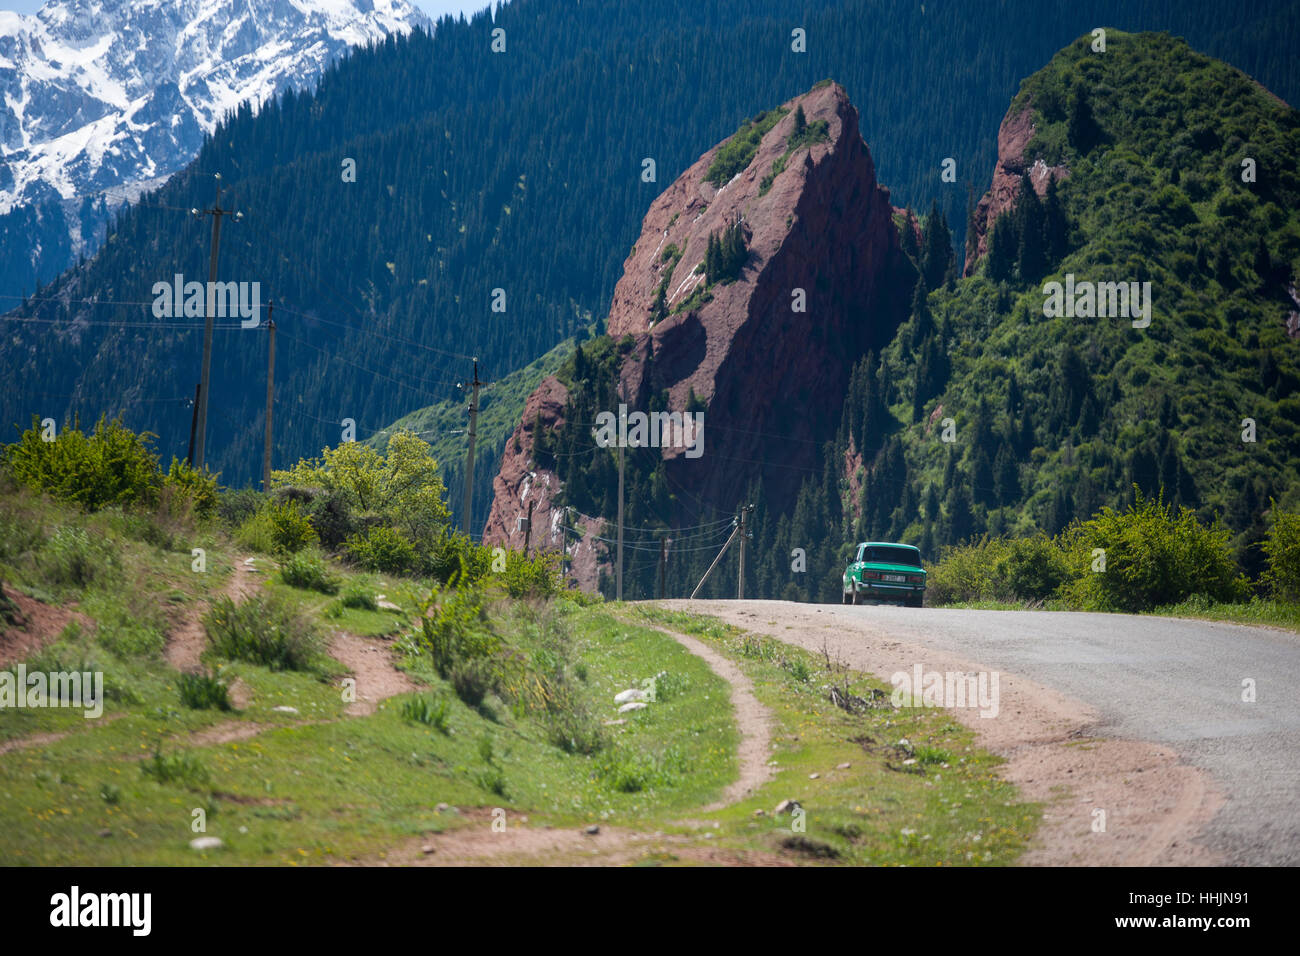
[0,0,432,214]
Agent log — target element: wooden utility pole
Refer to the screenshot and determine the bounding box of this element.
[186,383,200,466]
[658,535,668,599]
[523,499,535,555]
[737,504,752,599]
[616,404,625,602]
[461,359,481,537]
[190,173,241,471]
[262,302,275,492]
[691,520,739,600]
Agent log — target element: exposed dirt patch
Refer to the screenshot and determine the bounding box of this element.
[0,714,125,756]
[629,619,774,810]
[165,555,260,673]
[328,631,419,716]
[0,585,94,667]
[369,810,798,867]
[183,720,270,748]
[661,600,1225,867]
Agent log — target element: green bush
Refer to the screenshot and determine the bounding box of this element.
[410,587,496,678]
[419,530,494,584]
[279,551,340,594]
[500,550,561,598]
[540,702,606,755]
[450,657,497,708]
[268,501,318,555]
[1262,505,1300,602]
[927,534,1070,604]
[400,693,450,732]
[177,671,232,711]
[203,594,326,672]
[216,487,265,527]
[346,525,415,573]
[996,534,1071,601]
[234,507,277,553]
[162,457,219,519]
[3,415,160,511]
[925,537,1013,605]
[141,749,208,787]
[339,581,378,610]
[1060,493,1248,612]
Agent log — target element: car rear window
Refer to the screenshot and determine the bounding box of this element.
[864,546,922,567]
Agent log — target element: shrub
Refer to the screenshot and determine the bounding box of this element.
[268,501,317,555]
[926,537,1013,605]
[996,534,1071,601]
[449,656,497,708]
[2,415,159,511]
[400,694,450,733]
[541,703,606,755]
[234,507,277,553]
[162,457,219,519]
[141,749,208,787]
[279,551,340,594]
[410,587,496,678]
[783,657,812,683]
[1059,492,1248,612]
[926,534,1069,604]
[217,488,266,528]
[346,525,415,573]
[305,488,357,549]
[1262,504,1300,602]
[177,671,232,711]
[419,531,494,584]
[500,550,561,598]
[203,594,325,672]
[272,433,451,546]
[339,582,378,610]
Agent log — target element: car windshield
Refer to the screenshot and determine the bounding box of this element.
[862,546,922,567]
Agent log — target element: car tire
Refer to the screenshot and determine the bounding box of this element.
[906,595,923,608]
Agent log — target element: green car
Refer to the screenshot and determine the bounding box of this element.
[842,542,927,607]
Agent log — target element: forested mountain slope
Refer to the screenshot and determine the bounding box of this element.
[485,31,1300,601]
[3,0,1298,489]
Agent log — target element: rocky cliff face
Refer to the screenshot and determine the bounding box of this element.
[483,82,912,585]
[963,99,1070,275]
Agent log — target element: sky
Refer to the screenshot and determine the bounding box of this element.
[0,0,485,18]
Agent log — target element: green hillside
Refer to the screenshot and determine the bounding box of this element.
[538,32,1300,602]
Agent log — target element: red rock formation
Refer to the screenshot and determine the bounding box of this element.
[483,82,912,588]
[963,99,1070,276]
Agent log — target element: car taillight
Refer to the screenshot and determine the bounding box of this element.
[863,571,880,580]
[907,574,924,584]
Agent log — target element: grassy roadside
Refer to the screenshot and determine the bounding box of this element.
[3,487,1035,865]
[623,605,1038,865]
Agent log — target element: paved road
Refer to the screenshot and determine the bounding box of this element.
[726,602,1300,866]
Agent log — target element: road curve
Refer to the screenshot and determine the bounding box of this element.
[667,600,1300,866]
